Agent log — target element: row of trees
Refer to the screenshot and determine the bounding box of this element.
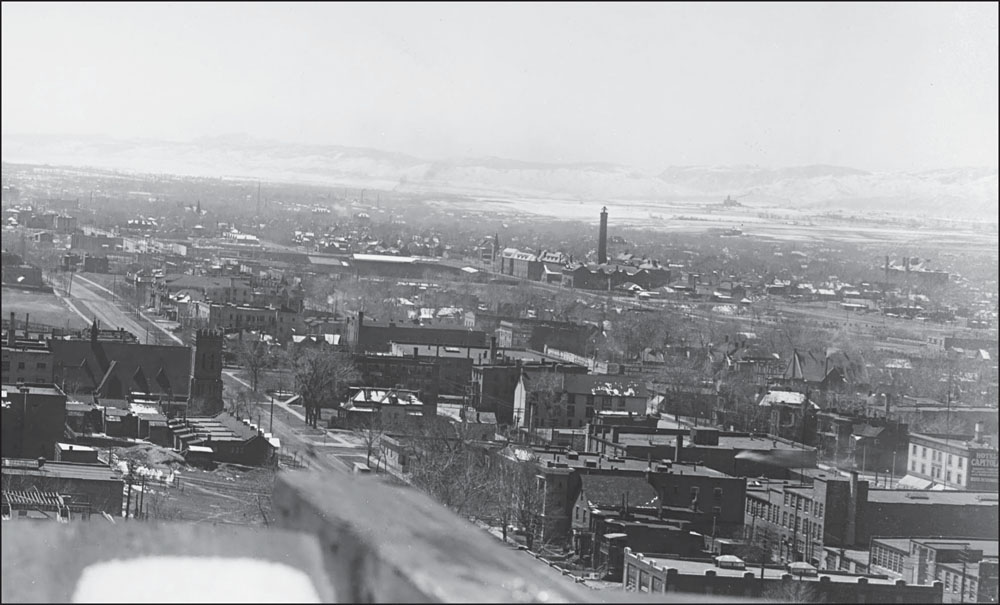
[231,337,361,428]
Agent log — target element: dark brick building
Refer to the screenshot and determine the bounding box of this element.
[1,384,67,460]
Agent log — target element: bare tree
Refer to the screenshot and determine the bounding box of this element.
[717,371,765,432]
[406,417,494,517]
[524,371,565,433]
[609,310,673,362]
[487,458,518,543]
[230,387,255,421]
[761,579,819,603]
[232,336,273,393]
[355,407,401,467]
[486,451,543,547]
[510,461,544,551]
[290,347,361,428]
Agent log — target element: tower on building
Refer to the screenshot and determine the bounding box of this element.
[598,206,609,265]
[189,329,224,414]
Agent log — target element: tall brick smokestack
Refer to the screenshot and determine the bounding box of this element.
[598,206,608,265]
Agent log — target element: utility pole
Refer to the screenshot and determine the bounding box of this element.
[137,474,146,520]
[959,546,970,605]
[889,448,897,488]
[124,474,133,520]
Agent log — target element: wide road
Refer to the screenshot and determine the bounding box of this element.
[61,273,182,346]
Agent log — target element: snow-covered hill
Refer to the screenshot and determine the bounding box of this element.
[2,134,995,218]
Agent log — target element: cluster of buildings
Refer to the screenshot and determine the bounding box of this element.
[283,295,998,599]
[1,314,282,522]
[308,295,998,600]
[2,187,997,601]
[484,208,673,292]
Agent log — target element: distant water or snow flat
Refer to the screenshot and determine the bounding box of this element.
[72,556,322,603]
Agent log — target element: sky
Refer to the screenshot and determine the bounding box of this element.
[2,2,998,172]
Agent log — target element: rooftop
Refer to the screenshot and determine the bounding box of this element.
[580,474,659,508]
[563,374,647,397]
[758,390,811,407]
[612,432,811,452]
[909,538,999,557]
[1,384,65,397]
[55,443,97,453]
[866,490,1000,506]
[871,537,912,552]
[0,459,121,482]
[352,254,418,264]
[910,433,992,451]
[630,553,906,585]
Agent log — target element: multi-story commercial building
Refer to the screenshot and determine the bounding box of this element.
[869,537,998,604]
[497,248,543,281]
[345,312,488,354]
[514,373,649,430]
[900,428,998,491]
[745,475,1000,568]
[2,332,55,385]
[188,300,304,341]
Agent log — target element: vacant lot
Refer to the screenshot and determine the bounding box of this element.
[142,464,280,527]
[2,286,88,330]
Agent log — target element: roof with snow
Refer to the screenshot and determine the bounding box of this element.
[579,474,659,508]
[758,390,809,407]
[563,375,647,398]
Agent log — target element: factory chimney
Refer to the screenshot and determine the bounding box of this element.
[598,206,609,265]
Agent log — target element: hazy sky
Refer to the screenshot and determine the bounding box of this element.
[2,2,997,171]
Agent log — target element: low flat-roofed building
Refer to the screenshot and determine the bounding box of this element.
[54,443,99,464]
[822,546,870,575]
[168,412,278,466]
[0,457,123,517]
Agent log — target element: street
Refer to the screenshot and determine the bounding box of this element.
[53,272,182,346]
[222,370,363,475]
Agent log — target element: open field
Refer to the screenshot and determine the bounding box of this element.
[1,286,89,330]
[458,196,998,254]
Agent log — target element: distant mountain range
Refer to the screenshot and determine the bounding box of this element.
[2,134,996,219]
